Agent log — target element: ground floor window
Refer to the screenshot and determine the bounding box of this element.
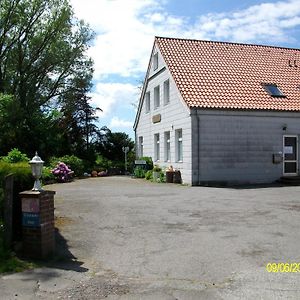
[154,133,160,161]
[164,131,170,162]
[138,136,143,157]
[175,129,183,162]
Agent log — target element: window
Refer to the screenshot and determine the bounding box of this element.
[263,84,285,97]
[153,53,158,70]
[163,79,170,105]
[175,129,183,162]
[138,136,143,157]
[154,133,160,161]
[164,131,171,162]
[145,92,150,113]
[154,85,160,109]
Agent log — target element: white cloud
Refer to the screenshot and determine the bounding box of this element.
[192,0,300,43]
[110,117,133,128]
[70,0,187,79]
[69,0,300,128]
[90,82,138,117]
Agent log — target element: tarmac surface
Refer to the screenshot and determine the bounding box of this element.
[1,176,300,299]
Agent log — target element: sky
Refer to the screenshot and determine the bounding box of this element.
[69,0,300,139]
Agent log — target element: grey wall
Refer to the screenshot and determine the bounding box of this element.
[192,109,300,185]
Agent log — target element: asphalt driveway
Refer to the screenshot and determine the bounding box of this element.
[1,176,300,299]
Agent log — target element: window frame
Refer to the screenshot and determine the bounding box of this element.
[154,85,160,109]
[153,53,158,71]
[138,136,143,157]
[164,131,171,162]
[262,83,286,98]
[154,133,160,161]
[175,129,183,162]
[163,79,170,105]
[145,92,150,113]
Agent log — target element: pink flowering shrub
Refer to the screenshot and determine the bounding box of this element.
[52,162,74,182]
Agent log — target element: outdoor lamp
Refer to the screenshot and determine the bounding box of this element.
[29,152,44,191]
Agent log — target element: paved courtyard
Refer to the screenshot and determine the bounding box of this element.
[1,176,300,299]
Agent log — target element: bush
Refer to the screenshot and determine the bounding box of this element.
[1,148,29,163]
[138,156,153,170]
[145,170,153,180]
[49,155,84,177]
[94,155,112,171]
[0,161,32,188]
[159,171,166,183]
[52,162,73,182]
[153,164,162,172]
[42,166,55,183]
[134,166,146,178]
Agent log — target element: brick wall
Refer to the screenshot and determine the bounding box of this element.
[20,190,55,259]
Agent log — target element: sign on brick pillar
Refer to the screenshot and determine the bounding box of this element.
[19,190,55,259]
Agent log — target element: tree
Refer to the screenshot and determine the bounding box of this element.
[97,129,135,168]
[0,0,95,157]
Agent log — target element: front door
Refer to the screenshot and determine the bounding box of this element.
[283,135,298,176]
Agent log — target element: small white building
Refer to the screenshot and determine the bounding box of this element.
[134,37,300,185]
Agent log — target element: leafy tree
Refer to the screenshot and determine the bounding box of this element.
[0,0,96,158]
[97,129,135,169]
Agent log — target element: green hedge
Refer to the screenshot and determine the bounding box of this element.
[0,161,32,218]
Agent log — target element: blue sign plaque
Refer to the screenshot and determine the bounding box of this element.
[22,212,40,227]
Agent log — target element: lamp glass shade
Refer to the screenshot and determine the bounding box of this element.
[29,152,44,191]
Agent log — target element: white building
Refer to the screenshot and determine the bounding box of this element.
[134,37,300,185]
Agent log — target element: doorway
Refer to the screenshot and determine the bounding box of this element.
[283,135,298,176]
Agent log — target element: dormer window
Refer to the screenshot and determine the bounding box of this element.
[153,53,158,70]
[263,84,285,97]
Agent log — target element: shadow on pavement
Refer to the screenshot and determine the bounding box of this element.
[43,228,88,273]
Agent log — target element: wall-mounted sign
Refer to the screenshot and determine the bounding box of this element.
[284,146,293,154]
[22,212,40,227]
[22,198,39,213]
[152,114,161,124]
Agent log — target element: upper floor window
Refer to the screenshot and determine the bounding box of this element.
[263,84,285,97]
[153,53,158,70]
[163,79,170,105]
[145,92,150,113]
[154,85,160,109]
[175,129,183,162]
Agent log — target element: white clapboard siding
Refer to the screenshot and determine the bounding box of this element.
[135,45,192,184]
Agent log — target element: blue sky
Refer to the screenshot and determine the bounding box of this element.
[70,0,300,139]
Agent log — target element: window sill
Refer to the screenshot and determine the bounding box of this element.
[176,160,183,163]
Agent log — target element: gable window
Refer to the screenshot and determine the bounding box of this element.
[145,92,150,113]
[163,79,170,105]
[175,129,183,162]
[154,85,160,109]
[263,84,285,97]
[164,131,171,162]
[153,53,158,70]
[154,133,160,161]
[138,136,143,157]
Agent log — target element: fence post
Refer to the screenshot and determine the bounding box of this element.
[4,174,14,249]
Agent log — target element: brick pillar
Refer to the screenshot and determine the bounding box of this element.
[19,190,55,259]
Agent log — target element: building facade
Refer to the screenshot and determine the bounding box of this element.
[134,37,300,185]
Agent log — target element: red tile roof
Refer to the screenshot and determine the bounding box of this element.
[155,37,300,111]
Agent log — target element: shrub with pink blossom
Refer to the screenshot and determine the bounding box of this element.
[52,162,74,183]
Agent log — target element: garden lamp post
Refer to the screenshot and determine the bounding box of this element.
[122,146,129,172]
[29,152,44,191]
